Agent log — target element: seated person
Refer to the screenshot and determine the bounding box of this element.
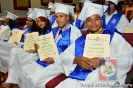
[103,0,129,33]
[54,2,133,88]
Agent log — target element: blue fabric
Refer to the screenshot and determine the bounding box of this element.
[36,26,71,67]
[75,18,85,30]
[3,40,8,42]
[49,15,56,27]
[70,15,74,25]
[107,1,110,11]
[68,30,114,80]
[102,12,123,36]
[20,28,32,43]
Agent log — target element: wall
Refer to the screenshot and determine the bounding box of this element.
[1,0,79,17]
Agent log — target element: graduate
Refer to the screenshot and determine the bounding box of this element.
[48,2,58,28]
[102,0,129,33]
[15,4,81,88]
[2,11,38,88]
[3,11,20,42]
[54,2,133,88]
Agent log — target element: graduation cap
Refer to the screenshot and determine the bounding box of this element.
[5,11,19,20]
[28,11,34,19]
[105,0,118,5]
[51,3,75,17]
[78,2,108,21]
[48,2,54,9]
[0,16,5,20]
[27,8,34,15]
[32,8,48,20]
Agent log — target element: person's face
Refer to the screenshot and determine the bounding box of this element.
[26,17,33,28]
[75,5,81,13]
[36,17,46,29]
[0,20,5,24]
[56,12,69,28]
[104,1,116,12]
[86,14,102,33]
[5,18,9,25]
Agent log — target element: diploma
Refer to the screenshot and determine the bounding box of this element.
[24,32,39,51]
[37,32,59,61]
[83,34,110,58]
[8,29,23,44]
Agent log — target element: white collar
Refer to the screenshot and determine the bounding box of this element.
[59,24,70,31]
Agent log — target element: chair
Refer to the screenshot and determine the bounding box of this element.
[123,33,133,87]
[45,74,67,88]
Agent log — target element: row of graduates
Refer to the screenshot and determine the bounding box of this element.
[40,0,132,32]
[0,1,133,88]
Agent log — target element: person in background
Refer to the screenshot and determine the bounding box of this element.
[47,2,58,28]
[124,0,133,17]
[73,4,82,21]
[73,0,92,30]
[5,11,20,31]
[102,0,129,34]
[48,2,54,10]
[3,11,20,42]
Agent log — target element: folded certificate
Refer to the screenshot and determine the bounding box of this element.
[83,34,110,58]
[125,27,133,33]
[37,32,59,61]
[8,29,23,44]
[24,32,39,51]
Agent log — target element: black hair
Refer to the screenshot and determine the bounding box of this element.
[9,19,16,29]
[31,20,38,32]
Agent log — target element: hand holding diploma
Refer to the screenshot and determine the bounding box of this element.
[24,32,39,52]
[37,32,59,61]
[8,29,23,44]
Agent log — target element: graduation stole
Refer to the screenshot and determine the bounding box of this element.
[75,18,85,30]
[49,15,56,27]
[68,29,114,80]
[102,12,123,33]
[20,27,32,43]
